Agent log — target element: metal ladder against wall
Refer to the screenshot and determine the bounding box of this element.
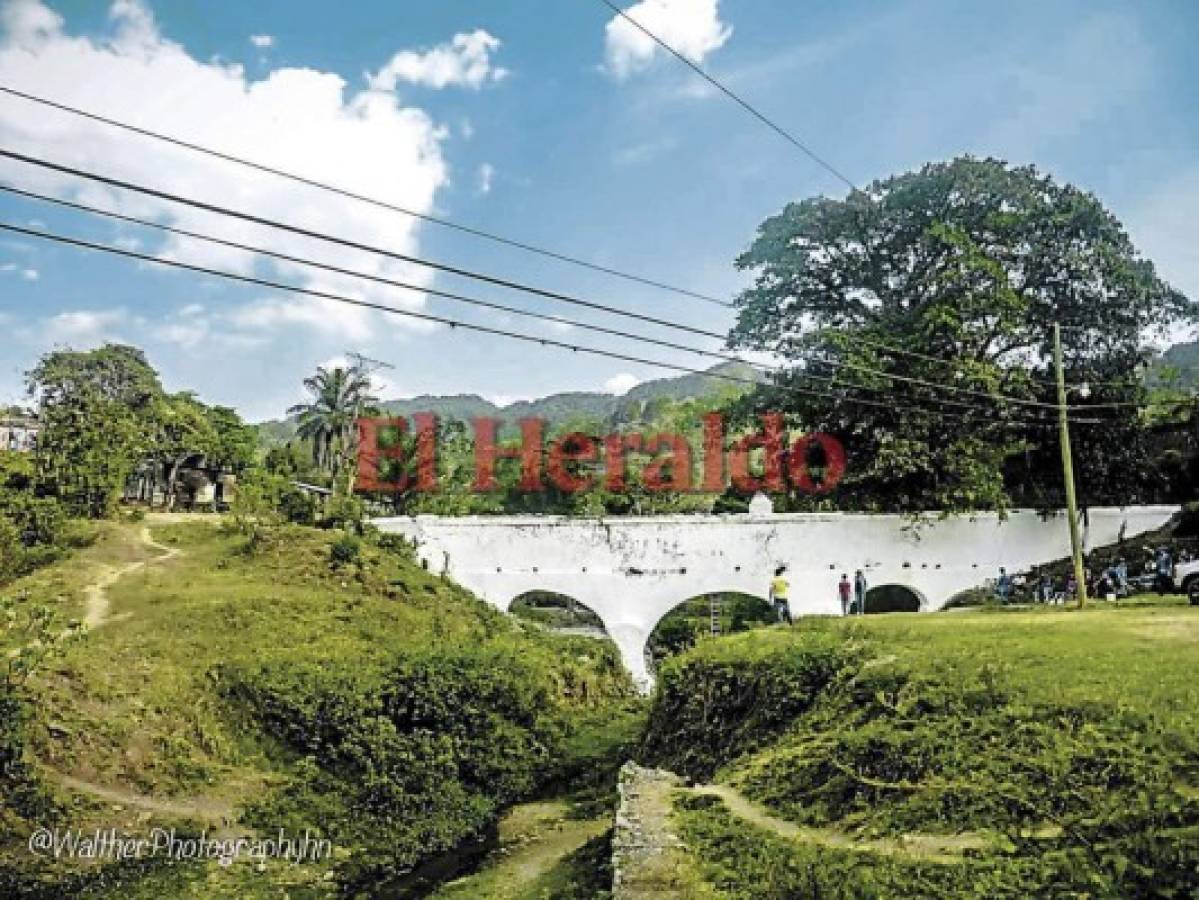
[709,594,722,636]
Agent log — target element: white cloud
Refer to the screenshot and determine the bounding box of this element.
[367,29,507,92]
[0,260,37,279]
[487,393,531,408]
[0,0,451,341]
[42,307,128,344]
[0,0,59,43]
[603,372,640,394]
[476,162,494,195]
[604,0,731,80]
[249,33,273,49]
[159,316,209,348]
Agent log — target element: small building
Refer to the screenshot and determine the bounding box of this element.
[0,415,39,453]
[125,454,236,510]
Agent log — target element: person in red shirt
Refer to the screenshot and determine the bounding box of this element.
[838,573,851,616]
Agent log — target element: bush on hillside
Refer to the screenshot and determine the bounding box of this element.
[640,626,863,779]
[220,643,577,888]
[329,534,361,569]
[645,623,1199,897]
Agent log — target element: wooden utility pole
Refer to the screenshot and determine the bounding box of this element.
[1054,323,1088,607]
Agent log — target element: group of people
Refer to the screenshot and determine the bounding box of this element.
[767,565,868,624]
[1007,546,1182,604]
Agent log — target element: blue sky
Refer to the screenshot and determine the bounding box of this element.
[0,0,1196,420]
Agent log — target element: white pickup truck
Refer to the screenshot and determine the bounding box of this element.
[1172,559,1199,603]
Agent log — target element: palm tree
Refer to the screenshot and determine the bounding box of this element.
[287,365,378,486]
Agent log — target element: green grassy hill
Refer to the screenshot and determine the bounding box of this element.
[0,519,636,897]
[639,604,1199,897]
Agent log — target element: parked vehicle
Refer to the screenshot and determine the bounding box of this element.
[1172,558,1199,596]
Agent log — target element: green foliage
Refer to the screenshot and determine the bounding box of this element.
[287,364,378,483]
[25,344,260,519]
[220,642,598,888]
[675,794,986,899]
[1,595,82,817]
[730,156,1192,512]
[259,362,760,447]
[27,344,161,517]
[0,452,94,583]
[648,594,776,669]
[328,533,361,568]
[640,625,863,779]
[644,610,1199,897]
[321,492,364,531]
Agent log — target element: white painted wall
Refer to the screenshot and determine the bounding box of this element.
[373,506,1176,687]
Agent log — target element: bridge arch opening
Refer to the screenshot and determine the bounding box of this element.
[647,592,773,672]
[862,584,926,614]
[508,591,611,640]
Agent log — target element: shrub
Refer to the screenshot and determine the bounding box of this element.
[640,627,862,779]
[322,493,365,531]
[221,643,570,887]
[329,534,361,569]
[374,530,417,562]
[277,484,317,525]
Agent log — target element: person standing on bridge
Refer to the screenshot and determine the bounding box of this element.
[838,573,851,616]
[853,569,868,616]
[769,565,792,625]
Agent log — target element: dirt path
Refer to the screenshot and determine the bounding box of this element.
[56,774,237,829]
[52,523,240,831]
[82,525,179,630]
[692,783,989,862]
[433,800,607,899]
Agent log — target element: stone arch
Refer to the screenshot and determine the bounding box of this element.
[862,583,927,614]
[508,590,610,640]
[645,590,773,674]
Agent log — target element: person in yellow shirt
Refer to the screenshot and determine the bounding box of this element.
[768,565,792,624]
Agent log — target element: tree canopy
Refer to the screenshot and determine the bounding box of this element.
[729,156,1194,512]
[26,344,257,517]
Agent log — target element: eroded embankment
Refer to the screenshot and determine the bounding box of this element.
[631,613,1199,897]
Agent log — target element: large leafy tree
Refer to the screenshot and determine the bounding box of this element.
[26,344,260,516]
[27,344,162,517]
[729,156,1193,512]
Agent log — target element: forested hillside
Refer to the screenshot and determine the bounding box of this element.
[256,362,760,445]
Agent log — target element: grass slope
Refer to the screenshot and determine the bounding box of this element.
[643,604,1199,897]
[1,519,636,897]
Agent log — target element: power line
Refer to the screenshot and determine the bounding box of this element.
[0,219,888,412]
[0,147,729,345]
[0,83,734,309]
[592,0,856,192]
[0,183,751,367]
[0,182,1054,419]
[589,3,1147,404]
[0,220,1099,426]
[2,180,1119,421]
[0,149,1127,412]
[827,331,1146,394]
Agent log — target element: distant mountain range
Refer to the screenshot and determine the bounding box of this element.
[256,362,760,445]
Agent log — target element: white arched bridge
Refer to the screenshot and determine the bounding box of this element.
[373,506,1176,686]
